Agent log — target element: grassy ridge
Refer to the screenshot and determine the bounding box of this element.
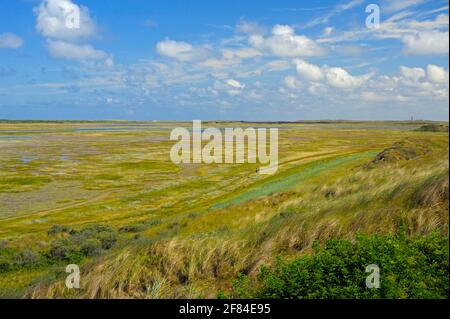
[212,151,377,209]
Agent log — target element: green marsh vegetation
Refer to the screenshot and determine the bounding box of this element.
[0,121,448,298]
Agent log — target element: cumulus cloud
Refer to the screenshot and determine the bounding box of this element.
[284,76,303,89]
[325,67,372,89]
[290,59,371,89]
[0,33,24,49]
[399,66,426,81]
[46,40,109,60]
[361,64,449,103]
[294,59,324,81]
[402,31,449,55]
[285,62,448,105]
[392,65,449,97]
[34,0,112,63]
[35,0,97,41]
[156,39,210,62]
[426,64,449,83]
[249,25,325,57]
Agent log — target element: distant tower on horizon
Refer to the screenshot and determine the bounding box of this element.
[411,116,414,121]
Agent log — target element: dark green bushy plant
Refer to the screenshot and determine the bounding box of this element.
[1,224,120,274]
[81,239,103,256]
[70,224,118,249]
[0,256,13,273]
[48,225,72,236]
[234,233,448,299]
[48,224,118,262]
[13,249,41,267]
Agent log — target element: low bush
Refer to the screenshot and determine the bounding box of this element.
[0,257,12,273]
[70,224,118,249]
[119,225,146,233]
[48,239,78,261]
[231,233,448,299]
[81,239,103,257]
[48,225,72,236]
[47,224,118,261]
[13,249,41,267]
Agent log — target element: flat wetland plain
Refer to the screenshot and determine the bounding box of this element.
[0,121,448,298]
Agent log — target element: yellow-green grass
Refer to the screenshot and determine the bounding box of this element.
[0,121,448,298]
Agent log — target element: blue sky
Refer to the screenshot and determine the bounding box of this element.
[0,0,448,120]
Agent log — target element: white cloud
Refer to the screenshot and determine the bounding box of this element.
[361,64,449,103]
[315,8,449,59]
[201,47,264,69]
[35,0,97,41]
[284,76,303,89]
[34,0,112,63]
[105,57,114,67]
[304,0,363,28]
[290,59,371,89]
[46,40,109,60]
[407,13,449,29]
[361,91,408,102]
[283,62,448,106]
[382,0,425,13]
[263,60,290,72]
[402,31,449,55]
[199,58,236,69]
[324,67,371,89]
[323,27,334,35]
[294,59,324,81]
[221,47,261,59]
[427,64,449,83]
[0,33,24,49]
[236,20,266,35]
[249,25,325,57]
[226,79,245,89]
[210,79,247,96]
[400,66,426,81]
[156,39,209,62]
[247,89,263,100]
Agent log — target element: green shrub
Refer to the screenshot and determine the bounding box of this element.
[233,233,448,299]
[13,249,41,267]
[0,257,12,273]
[49,239,75,261]
[97,232,118,249]
[119,225,146,233]
[70,224,117,249]
[48,224,118,261]
[0,247,46,273]
[81,239,103,256]
[48,225,71,236]
[415,124,449,132]
[144,219,162,227]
